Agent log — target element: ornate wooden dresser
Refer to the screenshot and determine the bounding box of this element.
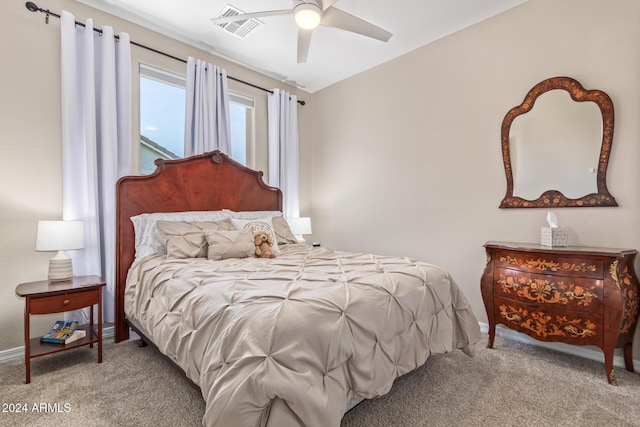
[481,241,639,385]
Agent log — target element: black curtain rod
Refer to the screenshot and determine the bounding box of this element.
[25,2,305,106]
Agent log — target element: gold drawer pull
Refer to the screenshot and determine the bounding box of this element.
[63,299,70,305]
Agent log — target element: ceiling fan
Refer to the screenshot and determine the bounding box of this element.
[211,0,392,63]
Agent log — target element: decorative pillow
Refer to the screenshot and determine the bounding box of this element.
[157,220,234,258]
[130,211,230,258]
[224,210,297,246]
[230,217,279,252]
[271,216,298,245]
[206,230,255,261]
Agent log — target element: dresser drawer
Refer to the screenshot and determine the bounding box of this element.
[30,289,100,314]
[493,268,604,313]
[494,297,602,347]
[494,250,604,279]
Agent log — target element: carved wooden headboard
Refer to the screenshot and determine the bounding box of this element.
[114,151,282,342]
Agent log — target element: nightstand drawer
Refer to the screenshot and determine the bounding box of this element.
[30,289,99,314]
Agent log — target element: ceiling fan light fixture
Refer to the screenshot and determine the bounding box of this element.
[294,2,321,30]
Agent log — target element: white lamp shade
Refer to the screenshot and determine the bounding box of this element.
[288,217,312,235]
[294,2,321,29]
[36,220,85,251]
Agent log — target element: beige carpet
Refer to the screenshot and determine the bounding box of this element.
[1,334,639,426]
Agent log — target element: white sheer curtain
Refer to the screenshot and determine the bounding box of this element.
[60,11,132,323]
[184,56,231,156]
[268,89,299,217]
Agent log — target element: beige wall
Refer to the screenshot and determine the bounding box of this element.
[0,0,309,351]
[308,0,640,359]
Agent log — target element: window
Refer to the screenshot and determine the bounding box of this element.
[139,64,254,175]
[139,65,185,175]
[229,93,254,166]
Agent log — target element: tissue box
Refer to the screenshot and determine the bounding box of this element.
[540,227,569,247]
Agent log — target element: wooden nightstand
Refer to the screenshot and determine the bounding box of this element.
[16,275,106,384]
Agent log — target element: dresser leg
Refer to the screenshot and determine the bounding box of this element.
[607,368,617,386]
[605,353,617,386]
[623,343,634,372]
[487,325,495,349]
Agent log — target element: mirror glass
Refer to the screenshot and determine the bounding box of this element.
[500,77,617,208]
[510,89,601,200]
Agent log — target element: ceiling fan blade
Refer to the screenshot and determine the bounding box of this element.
[321,0,338,11]
[321,7,392,42]
[211,9,292,25]
[297,28,313,64]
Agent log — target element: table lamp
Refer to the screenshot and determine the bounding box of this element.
[287,217,312,243]
[35,220,85,281]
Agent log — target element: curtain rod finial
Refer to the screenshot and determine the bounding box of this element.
[26,2,39,12]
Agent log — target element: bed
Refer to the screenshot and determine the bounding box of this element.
[114,151,481,427]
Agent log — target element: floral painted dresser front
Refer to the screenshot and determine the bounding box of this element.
[481,241,639,385]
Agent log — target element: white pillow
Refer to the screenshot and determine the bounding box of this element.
[131,211,230,258]
[223,210,283,219]
[224,210,298,245]
[230,217,279,252]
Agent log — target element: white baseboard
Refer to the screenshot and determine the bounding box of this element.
[480,322,640,372]
[0,326,115,363]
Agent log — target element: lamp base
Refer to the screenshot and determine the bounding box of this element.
[48,258,73,282]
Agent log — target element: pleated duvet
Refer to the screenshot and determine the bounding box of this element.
[125,244,481,426]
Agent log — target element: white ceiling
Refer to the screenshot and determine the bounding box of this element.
[76,0,527,93]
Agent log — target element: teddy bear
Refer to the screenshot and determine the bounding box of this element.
[254,231,276,259]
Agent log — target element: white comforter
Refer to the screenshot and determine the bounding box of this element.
[125,244,480,426]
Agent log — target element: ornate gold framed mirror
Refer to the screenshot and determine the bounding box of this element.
[499,76,617,208]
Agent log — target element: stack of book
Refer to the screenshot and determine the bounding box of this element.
[40,320,86,344]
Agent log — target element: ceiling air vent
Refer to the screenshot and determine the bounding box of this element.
[214,5,262,39]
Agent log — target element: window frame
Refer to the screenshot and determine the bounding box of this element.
[138,63,255,173]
